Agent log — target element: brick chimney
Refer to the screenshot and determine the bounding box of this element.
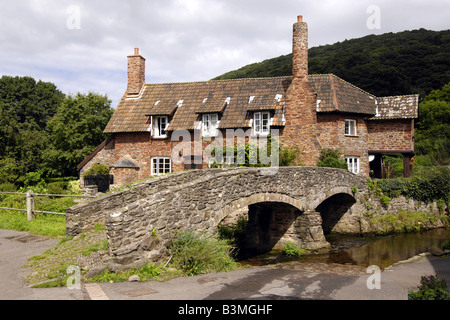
[292,15,308,80]
[127,48,146,96]
[284,15,322,166]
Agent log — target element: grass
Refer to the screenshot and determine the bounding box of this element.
[88,264,182,283]
[0,210,66,238]
[169,231,240,276]
[0,192,77,238]
[25,227,108,287]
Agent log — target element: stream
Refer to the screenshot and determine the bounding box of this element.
[242,228,449,271]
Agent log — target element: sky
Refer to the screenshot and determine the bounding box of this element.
[0,0,449,108]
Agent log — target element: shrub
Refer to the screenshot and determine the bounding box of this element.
[169,231,238,276]
[47,182,65,195]
[282,242,304,257]
[68,180,82,195]
[317,149,348,170]
[218,217,248,245]
[372,166,450,204]
[82,163,110,178]
[408,275,450,300]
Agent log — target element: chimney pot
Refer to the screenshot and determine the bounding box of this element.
[134,48,139,55]
[297,15,303,22]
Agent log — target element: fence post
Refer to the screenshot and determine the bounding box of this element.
[26,190,35,221]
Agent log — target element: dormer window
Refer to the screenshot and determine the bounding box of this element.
[254,111,270,135]
[202,113,219,137]
[153,116,169,138]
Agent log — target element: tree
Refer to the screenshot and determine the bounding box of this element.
[45,92,114,177]
[415,83,450,164]
[0,76,63,184]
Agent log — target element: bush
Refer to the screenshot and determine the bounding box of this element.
[374,166,450,204]
[82,163,110,178]
[317,149,348,170]
[169,231,238,276]
[408,275,450,300]
[47,182,65,195]
[68,180,82,195]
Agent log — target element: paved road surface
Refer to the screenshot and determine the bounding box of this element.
[1,229,449,301]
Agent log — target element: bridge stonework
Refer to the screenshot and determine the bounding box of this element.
[67,167,368,267]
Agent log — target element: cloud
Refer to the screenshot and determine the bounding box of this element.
[0,0,448,108]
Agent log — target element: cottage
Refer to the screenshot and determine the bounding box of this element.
[78,15,418,188]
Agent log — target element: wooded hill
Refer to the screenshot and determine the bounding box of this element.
[213,29,450,98]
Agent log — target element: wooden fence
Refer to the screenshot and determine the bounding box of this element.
[0,191,94,221]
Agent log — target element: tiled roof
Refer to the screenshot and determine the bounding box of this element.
[370,95,419,120]
[103,74,417,134]
[309,74,377,115]
[104,77,291,133]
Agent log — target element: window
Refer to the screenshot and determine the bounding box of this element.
[254,112,270,135]
[153,116,168,138]
[346,157,359,174]
[345,119,357,136]
[151,157,171,176]
[202,113,219,137]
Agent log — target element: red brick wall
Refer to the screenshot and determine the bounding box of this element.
[316,113,370,175]
[367,119,414,152]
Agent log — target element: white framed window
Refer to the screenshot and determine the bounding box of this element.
[346,157,359,174]
[202,113,219,137]
[254,112,270,135]
[151,157,171,176]
[345,119,357,136]
[153,116,169,138]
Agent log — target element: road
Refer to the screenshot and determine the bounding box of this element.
[1,229,449,301]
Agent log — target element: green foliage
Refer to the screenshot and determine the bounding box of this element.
[282,242,304,257]
[45,92,114,177]
[408,275,450,300]
[0,76,114,186]
[415,83,450,165]
[82,163,110,178]
[374,166,450,204]
[89,264,174,283]
[169,231,238,276]
[209,136,302,168]
[218,217,249,257]
[317,149,348,170]
[214,29,450,99]
[370,210,441,235]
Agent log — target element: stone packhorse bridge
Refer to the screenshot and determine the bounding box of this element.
[67,167,368,267]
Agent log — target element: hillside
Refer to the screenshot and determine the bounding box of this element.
[213,29,450,98]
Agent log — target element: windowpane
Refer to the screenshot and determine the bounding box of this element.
[345,120,356,136]
[254,112,270,134]
[154,117,168,138]
[346,157,359,174]
[152,157,171,176]
[202,113,218,136]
